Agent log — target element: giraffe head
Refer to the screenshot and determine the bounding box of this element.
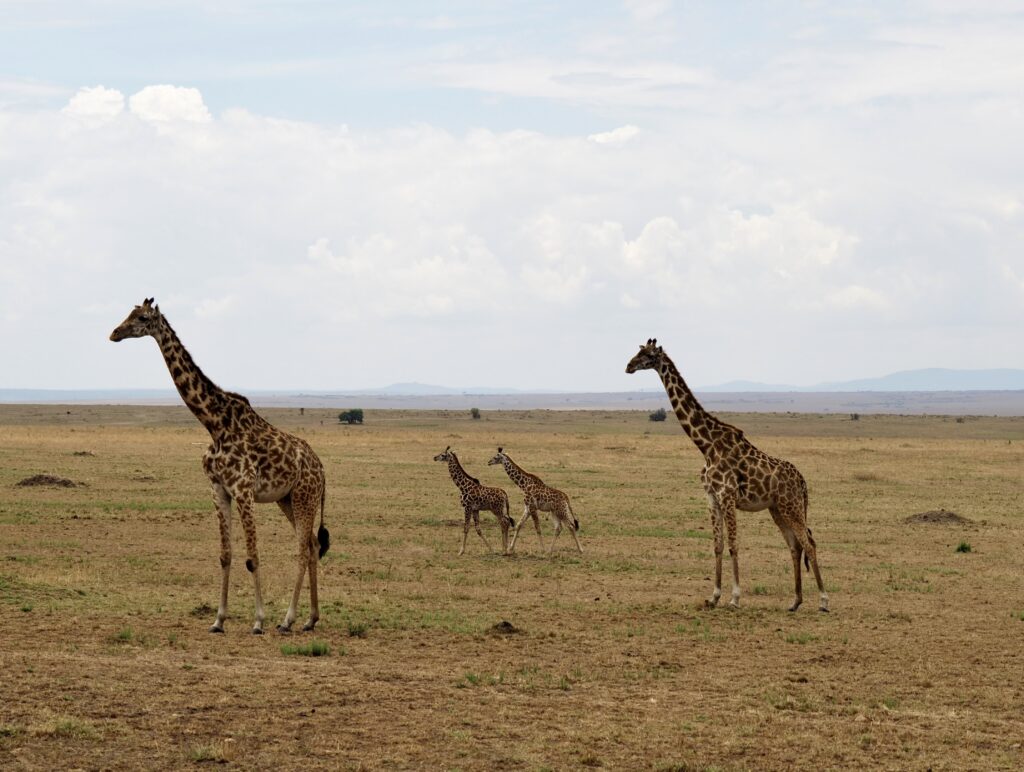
[487,447,507,466]
[433,446,454,462]
[625,338,664,373]
[110,298,162,342]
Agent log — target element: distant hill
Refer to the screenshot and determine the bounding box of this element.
[700,368,1024,393]
[343,382,547,396]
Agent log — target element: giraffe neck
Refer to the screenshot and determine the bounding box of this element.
[502,456,535,490]
[153,316,227,436]
[657,355,721,457]
[446,454,477,492]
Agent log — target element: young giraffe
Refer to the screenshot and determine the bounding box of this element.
[487,448,582,556]
[433,446,514,555]
[626,339,828,612]
[110,299,331,634]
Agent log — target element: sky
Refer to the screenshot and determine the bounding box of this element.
[2,0,1023,392]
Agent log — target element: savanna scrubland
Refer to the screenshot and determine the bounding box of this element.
[1,405,1023,770]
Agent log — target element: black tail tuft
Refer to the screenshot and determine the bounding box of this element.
[573,518,580,531]
[318,525,331,559]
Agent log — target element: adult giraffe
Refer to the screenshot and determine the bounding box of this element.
[626,338,828,612]
[110,298,330,634]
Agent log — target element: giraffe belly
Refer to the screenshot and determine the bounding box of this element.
[737,496,770,512]
[254,481,293,503]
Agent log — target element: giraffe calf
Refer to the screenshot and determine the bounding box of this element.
[488,447,582,556]
[434,447,515,555]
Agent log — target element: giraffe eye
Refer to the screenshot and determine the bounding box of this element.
[138,315,150,322]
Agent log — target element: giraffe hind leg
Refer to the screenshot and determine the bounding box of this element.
[472,510,494,553]
[279,496,316,633]
[796,527,828,612]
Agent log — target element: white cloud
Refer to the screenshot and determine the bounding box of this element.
[128,85,211,123]
[588,125,640,144]
[63,85,124,122]
[1,69,1022,390]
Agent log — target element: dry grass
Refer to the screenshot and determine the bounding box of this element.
[1,405,1023,770]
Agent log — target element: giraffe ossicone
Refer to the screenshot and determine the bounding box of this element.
[626,338,828,613]
[110,298,332,634]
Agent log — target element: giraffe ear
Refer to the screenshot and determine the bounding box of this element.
[143,298,153,307]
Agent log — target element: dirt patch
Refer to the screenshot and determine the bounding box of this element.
[904,508,973,525]
[71,450,95,457]
[15,474,83,488]
[132,475,158,482]
[190,602,216,617]
[488,620,521,636]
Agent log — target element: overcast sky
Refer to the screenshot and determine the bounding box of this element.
[2,1,1023,391]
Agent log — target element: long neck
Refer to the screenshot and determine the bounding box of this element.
[502,456,534,489]
[447,454,475,491]
[153,317,226,436]
[656,355,719,457]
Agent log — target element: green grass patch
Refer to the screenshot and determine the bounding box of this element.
[280,639,330,657]
[955,541,972,553]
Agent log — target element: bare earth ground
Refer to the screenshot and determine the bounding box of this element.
[1,405,1023,771]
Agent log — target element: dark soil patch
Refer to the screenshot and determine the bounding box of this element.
[132,475,157,482]
[488,620,521,636]
[16,474,83,488]
[904,509,973,525]
[190,602,216,617]
[71,451,95,457]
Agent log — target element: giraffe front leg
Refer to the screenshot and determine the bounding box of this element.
[507,505,530,554]
[472,511,494,553]
[459,508,472,556]
[723,497,741,608]
[706,503,724,608]
[236,490,265,634]
[210,483,232,633]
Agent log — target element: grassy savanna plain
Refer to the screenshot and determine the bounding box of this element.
[1,405,1023,770]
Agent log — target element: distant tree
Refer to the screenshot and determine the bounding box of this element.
[470,407,481,420]
[649,407,667,422]
[338,409,364,425]
[850,413,860,421]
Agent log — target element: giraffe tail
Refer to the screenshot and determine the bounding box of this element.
[318,487,331,559]
[504,497,516,529]
[804,528,815,570]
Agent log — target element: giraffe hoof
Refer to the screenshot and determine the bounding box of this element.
[276,625,292,634]
[301,623,316,632]
[704,598,719,609]
[788,603,802,612]
[251,627,264,635]
[819,605,830,613]
[208,625,224,634]
[728,600,740,609]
